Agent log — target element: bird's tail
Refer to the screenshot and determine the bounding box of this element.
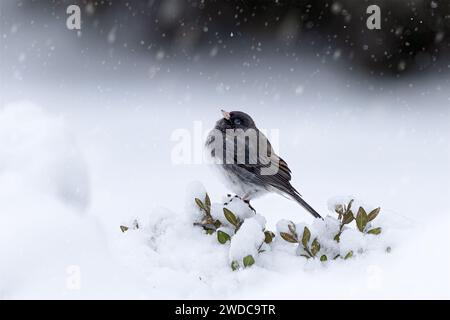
[288,189,322,219]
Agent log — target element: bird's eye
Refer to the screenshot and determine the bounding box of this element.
[234,119,241,125]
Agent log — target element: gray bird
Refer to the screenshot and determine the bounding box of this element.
[205,110,322,219]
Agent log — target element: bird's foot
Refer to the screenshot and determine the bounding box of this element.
[224,194,257,213]
[242,199,257,213]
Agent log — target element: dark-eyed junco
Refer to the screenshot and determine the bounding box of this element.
[205,110,322,219]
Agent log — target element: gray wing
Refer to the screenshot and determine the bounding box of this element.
[225,129,299,196]
[221,129,322,218]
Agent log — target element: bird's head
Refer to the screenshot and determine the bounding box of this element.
[215,109,256,131]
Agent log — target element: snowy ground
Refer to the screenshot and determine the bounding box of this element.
[1,5,450,298]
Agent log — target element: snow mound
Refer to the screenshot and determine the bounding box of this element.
[0,195,143,299]
[0,102,143,298]
[0,101,90,210]
[229,217,265,265]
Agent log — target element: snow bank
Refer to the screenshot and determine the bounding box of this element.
[0,101,142,298]
[1,102,448,298]
[0,101,90,210]
[0,195,143,298]
[114,207,233,299]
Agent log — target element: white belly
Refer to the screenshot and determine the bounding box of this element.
[205,133,268,199]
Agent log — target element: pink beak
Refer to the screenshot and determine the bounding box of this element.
[221,109,231,120]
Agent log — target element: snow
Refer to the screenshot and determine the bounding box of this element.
[0,101,90,210]
[276,219,296,234]
[0,97,448,299]
[229,217,265,266]
[0,102,144,299]
[1,95,449,299]
[185,180,208,220]
[222,196,255,222]
[110,181,450,299]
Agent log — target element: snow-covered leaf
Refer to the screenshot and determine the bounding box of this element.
[231,261,239,271]
[287,221,296,235]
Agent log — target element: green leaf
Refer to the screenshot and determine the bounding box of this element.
[367,227,382,235]
[320,255,328,262]
[311,238,321,256]
[243,255,255,268]
[346,199,354,212]
[301,227,311,248]
[368,207,381,221]
[119,225,129,233]
[204,193,211,214]
[333,233,341,242]
[231,261,240,271]
[356,207,368,232]
[280,232,298,243]
[300,254,311,259]
[195,198,206,211]
[223,208,239,227]
[344,251,353,260]
[264,231,275,244]
[342,212,354,225]
[217,230,231,244]
[213,220,222,228]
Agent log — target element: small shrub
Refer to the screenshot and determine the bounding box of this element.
[278,199,385,261]
[191,193,387,268]
[193,193,275,271]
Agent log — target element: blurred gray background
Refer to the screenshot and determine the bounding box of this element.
[0,1,449,227]
[2,0,450,81]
